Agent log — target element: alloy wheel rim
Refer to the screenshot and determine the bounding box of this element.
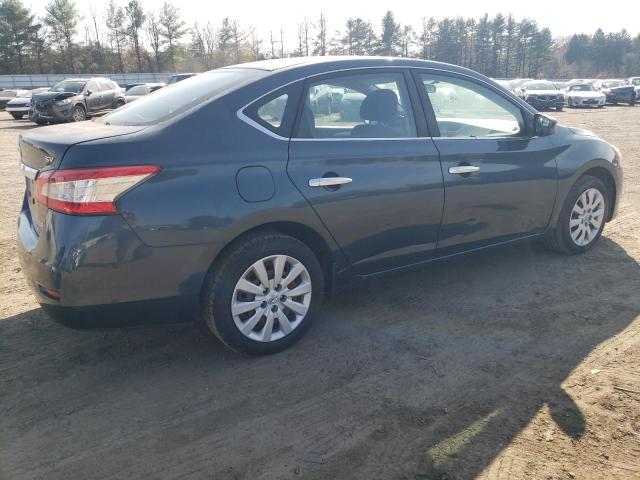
[569,188,605,246]
[231,255,312,342]
[73,108,84,121]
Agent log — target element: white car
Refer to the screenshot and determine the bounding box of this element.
[5,88,49,119]
[565,83,605,108]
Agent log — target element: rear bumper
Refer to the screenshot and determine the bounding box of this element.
[568,97,605,107]
[605,93,634,103]
[17,207,213,309]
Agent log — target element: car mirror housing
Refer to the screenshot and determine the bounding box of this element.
[534,113,557,137]
[85,89,92,96]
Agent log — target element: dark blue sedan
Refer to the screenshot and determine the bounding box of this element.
[17,57,623,354]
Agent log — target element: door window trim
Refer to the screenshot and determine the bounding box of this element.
[291,68,427,142]
[410,68,534,139]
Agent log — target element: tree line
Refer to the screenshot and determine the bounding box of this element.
[0,0,638,79]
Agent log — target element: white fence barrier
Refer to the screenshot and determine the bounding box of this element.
[0,73,173,89]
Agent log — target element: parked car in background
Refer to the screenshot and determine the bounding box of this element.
[519,80,564,111]
[5,88,50,119]
[627,77,640,98]
[339,89,366,121]
[508,78,534,95]
[124,83,165,103]
[168,73,195,84]
[17,57,622,354]
[565,83,606,108]
[30,77,126,124]
[0,89,26,109]
[309,84,333,114]
[593,79,636,105]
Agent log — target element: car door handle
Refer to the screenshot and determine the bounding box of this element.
[308,177,353,188]
[449,165,480,175]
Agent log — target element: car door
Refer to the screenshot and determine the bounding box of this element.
[84,80,101,112]
[287,69,444,276]
[414,71,558,255]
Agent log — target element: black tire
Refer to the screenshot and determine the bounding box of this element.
[114,99,126,108]
[544,175,608,255]
[70,105,86,122]
[10,112,23,119]
[629,93,636,106]
[556,105,564,111]
[200,232,324,354]
[34,119,47,125]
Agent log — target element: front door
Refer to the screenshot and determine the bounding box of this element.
[287,70,444,276]
[415,72,558,254]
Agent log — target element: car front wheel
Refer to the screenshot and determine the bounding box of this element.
[544,175,608,254]
[201,232,324,354]
[71,105,86,122]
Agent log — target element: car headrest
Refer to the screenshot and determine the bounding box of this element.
[360,89,398,122]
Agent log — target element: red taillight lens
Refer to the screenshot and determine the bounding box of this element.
[35,165,160,215]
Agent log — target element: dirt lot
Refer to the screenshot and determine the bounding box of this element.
[1,107,639,480]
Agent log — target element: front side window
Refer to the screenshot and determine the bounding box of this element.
[420,74,524,138]
[296,72,417,139]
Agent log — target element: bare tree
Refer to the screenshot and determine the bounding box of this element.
[313,13,327,55]
[146,11,163,71]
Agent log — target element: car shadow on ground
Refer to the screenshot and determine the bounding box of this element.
[1,237,639,479]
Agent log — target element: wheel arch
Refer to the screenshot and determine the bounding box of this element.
[581,166,617,221]
[202,221,339,298]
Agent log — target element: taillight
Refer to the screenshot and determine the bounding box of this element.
[35,165,160,215]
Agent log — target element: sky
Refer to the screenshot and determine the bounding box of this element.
[25,0,640,49]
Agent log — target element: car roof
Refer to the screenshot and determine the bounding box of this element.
[224,56,483,77]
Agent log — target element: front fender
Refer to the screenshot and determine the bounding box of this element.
[548,126,622,228]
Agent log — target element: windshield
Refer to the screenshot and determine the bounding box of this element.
[524,82,556,90]
[0,90,18,98]
[17,91,32,98]
[570,84,594,92]
[51,81,86,93]
[103,69,265,126]
[630,78,640,86]
[602,81,625,88]
[126,85,150,95]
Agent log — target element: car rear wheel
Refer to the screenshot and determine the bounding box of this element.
[556,105,564,111]
[71,105,86,122]
[10,113,23,119]
[114,99,126,108]
[200,232,324,354]
[544,175,608,255]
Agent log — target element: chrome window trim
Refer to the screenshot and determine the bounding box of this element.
[236,64,534,141]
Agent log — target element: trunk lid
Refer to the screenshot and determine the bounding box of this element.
[19,121,146,233]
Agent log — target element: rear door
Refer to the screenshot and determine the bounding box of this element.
[414,71,558,254]
[287,69,444,276]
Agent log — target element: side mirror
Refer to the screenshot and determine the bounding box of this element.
[424,84,436,94]
[534,113,557,137]
[85,89,92,96]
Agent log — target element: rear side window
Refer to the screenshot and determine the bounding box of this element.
[257,94,288,128]
[103,68,265,126]
[243,81,303,138]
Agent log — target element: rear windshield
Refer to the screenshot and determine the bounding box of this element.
[570,84,594,91]
[126,85,151,95]
[103,69,264,126]
[602,81,624,88]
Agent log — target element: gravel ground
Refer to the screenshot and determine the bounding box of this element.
[0,107,639,480]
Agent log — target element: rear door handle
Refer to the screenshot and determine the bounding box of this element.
[448,165,480,175]
[308,177,353,188]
